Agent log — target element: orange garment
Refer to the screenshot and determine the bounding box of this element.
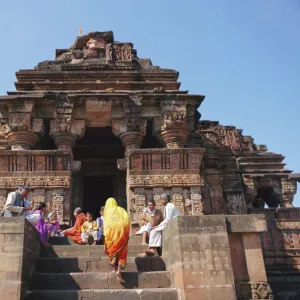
[64,213,86,244]
[104,198,130,269]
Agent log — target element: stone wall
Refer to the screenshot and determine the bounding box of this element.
[249,208,300,299]
[162,215,271,300]
[0,217,40,300]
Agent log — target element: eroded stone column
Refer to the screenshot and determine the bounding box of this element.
[50,118,85,153]
[6,100,44,150]
[112,119,146,158]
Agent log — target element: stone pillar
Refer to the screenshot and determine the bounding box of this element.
[154,99,188,148]
[281,178,297,208]
[243,176,257,208]
[50,118,85,153]
[112,105,146,157]
[6,100,44,150]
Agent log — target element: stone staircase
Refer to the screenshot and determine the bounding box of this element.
[25,237,178,300]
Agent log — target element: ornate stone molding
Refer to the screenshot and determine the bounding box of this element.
[128,173,204,187]
[154,99,188,148]
[0,174,71,188]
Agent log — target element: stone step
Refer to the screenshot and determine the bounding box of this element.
[49,235,143,246]
[25,289,179,300]
[31,271,171,290]
[41,244,147,258]
[36,256,166,273]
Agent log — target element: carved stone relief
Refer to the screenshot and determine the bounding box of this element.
[226,193,246,215]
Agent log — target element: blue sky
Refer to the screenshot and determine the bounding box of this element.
[0,0,299,205]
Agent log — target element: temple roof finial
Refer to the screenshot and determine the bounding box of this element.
[79,26,83,36]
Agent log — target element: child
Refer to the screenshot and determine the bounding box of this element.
[81,212,98,245]
[44,217,53,238]
[96,207,105,244]
[48,212,61,237]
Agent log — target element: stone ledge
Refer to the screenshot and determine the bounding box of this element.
[226,215,267,233]
[165,215,267,234]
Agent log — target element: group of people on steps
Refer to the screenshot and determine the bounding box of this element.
[0,186,179,281]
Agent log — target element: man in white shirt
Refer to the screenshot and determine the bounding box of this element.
[1,186,31,217]
[141,193,179,257]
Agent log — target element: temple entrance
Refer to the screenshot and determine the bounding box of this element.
[71,127,127,220]
[82,175,114,219]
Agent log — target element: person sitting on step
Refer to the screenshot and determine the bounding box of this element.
[81,212,98,245]
[62,207,86,244]
[96,207,105,244]
[135,200,164,245]
[139,193,179,257]
[46,212,61,237]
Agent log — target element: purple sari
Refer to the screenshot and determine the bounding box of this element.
[34,210,48,243]
[47,221,60,235]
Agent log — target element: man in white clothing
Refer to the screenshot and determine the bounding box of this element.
[0,186,31,217]
[141,193,179,257]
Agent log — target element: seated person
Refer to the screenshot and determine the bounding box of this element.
[136,200,163,245]
[140,193,179,257]
[45,212,61,237]
[48,212,61,236]
[62,207,86,244]
[81,212,98,245]
[96,207,105,244]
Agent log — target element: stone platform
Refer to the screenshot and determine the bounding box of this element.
[2,214,300,300]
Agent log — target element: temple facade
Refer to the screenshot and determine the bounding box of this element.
[1,31,300,299]
[0,31,298,225]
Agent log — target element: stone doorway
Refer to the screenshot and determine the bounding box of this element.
[71,127,126,220]
[82,175,114,219]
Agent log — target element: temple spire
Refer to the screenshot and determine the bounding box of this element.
[79,26,83,36]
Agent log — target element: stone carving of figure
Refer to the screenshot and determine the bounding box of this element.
[113,45,122,61]
[226,194,246,214]
[84,38,106,59]
[56,157,64,171]
[121,44,132,61]
[86,38,105,50]
[106,43,113,61]
[57,118,71,132]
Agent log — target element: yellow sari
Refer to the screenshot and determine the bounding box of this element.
[104,198,130,269]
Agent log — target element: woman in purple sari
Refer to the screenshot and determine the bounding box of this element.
[34,203,49,246]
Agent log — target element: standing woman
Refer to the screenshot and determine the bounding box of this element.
[103,198,130,281]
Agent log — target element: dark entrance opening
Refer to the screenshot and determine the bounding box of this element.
[82,175,114,219]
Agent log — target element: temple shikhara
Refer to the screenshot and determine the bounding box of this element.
[1,31,300,300]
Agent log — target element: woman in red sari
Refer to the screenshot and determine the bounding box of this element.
[63,207,86,244]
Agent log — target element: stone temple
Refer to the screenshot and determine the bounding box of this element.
[1,31,300,300]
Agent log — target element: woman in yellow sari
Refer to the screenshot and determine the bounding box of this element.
[103,198,130,281]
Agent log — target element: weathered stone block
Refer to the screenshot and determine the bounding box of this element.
[226,214,267,233]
